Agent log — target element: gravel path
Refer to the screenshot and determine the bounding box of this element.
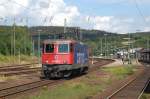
[103,59,141,67]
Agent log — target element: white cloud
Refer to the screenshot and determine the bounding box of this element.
[92,0,128,4]
[92,16,113,30]
[25,0,80,26]
[0,0,29,17]
[90,0,150,4]
[82,16,135,33]
[0,0,149,33]
[146,16,150,22]
[143,27,150,32]
[0,0,80,26]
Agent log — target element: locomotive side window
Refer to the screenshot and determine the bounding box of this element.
[70,43,74,52]
[45,44,54,53]
[42,44,44,53]
[58,44,68,53]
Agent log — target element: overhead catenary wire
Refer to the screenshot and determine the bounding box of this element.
[0,0,53,59]
[2,0,53,25]
[9,0,52,15]
[133,0,148,26]
[133,0,149,50]
[8,0,41,11]
[7,0,53,59]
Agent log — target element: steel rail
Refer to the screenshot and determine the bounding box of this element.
[106,76,137,99]
[138,78,150,99]
[0,80,62,98]
[0,63,39,69]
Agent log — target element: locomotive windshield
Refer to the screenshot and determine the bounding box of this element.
[58,44,69,53]
[45,44,54,53]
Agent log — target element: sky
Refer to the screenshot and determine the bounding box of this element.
[0,0,150,34]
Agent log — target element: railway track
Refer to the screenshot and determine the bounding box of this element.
[90,59,114,72]
[106,67,150,99]
[0,63,39,69]
[0,59,113,76]
[0,68,41,76]
[0,80,63,98]
[0,58,113,98]
[0,63,40,76]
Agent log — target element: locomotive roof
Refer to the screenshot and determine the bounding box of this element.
[43,39,80,44]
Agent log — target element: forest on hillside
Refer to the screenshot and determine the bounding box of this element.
[0,26,32,55]
[0,25,149,56]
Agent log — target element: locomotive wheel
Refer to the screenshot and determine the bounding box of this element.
[43,70,52,79]
[55,72,64,78]
[82,67,89,74]
[63,71,72,78]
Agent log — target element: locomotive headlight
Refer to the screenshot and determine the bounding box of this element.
[46,60,49,63]
[63,60,67,64]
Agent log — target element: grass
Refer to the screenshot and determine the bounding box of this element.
[23,65,136,99]
[25,81,102,99]
[23,73,105,99]
[102,65,134,79]
[0,75,18,82]
[0,54,37,65]
[140,94,150,99]
[0,76,7,82]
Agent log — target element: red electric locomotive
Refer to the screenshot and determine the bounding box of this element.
[41,39,89,78]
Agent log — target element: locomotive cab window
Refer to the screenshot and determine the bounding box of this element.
[45,44,54,53]
[58,44,69,53]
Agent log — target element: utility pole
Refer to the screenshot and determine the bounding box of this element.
[104,34,107,59]
[64,18,67,39]
[135,30,140,62]
[79,27,82,40]
[76,27,81,40]
[107,35,109,58]
[13,17,16,64]
[75,27,78,40]
[128,32,131,64]
[18,48,21,64]
[32,40,35,62]
[32,40,35,56]
[25,17,29,55]
[101,38,103,57]
[147,37,149,61]
[11,23,13,57]
[147,38,149,49]
[38,30,41,64]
